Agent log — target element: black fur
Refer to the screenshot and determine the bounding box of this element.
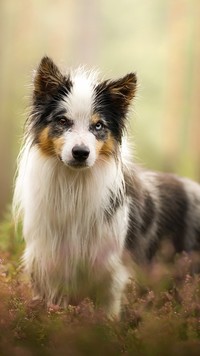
[30,84,72,139]
[89,122,109,141]
[104,189,125,222]
[94,73,137,143]
[140,191,156,235]
[156,175,188,252]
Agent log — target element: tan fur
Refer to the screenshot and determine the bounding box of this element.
[38,127,65,158]
[91,113,116,159]
[38,127,54,156]
[91,113,101,124]
[53,137,65,156]
[96,134,116,159]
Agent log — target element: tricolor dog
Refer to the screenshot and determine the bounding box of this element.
[13,56,200,317]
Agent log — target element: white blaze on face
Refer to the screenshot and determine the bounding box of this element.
[59,68,99,167]
[63,67,99,121]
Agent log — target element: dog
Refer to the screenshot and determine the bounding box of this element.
[13,56,200,317]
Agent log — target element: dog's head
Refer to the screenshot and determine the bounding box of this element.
[29,56,137,169]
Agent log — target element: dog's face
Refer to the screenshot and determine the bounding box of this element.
[30,56,137,169]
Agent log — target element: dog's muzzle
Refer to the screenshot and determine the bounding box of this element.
[69,144,90,167]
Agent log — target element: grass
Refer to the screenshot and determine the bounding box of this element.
[0,216,200,355]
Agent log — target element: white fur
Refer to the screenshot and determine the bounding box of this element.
[61,67,98,123]
[13,141,130,316]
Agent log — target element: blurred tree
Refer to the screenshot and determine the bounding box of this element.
[73,0,100,65]
[188,0,200,180]
[162,0,188,171]
[0,1,16,219]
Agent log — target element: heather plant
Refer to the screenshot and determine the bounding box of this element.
[0,216,200,355]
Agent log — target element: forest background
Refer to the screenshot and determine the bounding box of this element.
[0,0,200,220]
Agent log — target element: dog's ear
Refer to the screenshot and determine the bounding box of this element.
[107,73,137,103]
[96,73,137,114]
[33,56,70,99]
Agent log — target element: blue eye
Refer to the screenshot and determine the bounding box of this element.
[95,122,103,131]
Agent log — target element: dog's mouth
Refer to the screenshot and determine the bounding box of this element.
[68,160,89,169]
[58,156,90,170]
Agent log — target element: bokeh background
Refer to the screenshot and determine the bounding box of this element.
[0,0,200,220]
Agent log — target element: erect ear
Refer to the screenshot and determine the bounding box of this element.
[96,72,137,114]
[107,72,137,102]
[33,56,69,99]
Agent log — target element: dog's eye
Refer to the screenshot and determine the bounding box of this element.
[59,117,67,125]
[57,117,73,129]
[95,122,103,131]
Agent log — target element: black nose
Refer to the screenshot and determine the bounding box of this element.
[72,145,90,161]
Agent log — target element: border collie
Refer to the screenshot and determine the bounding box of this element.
[13,56,200,317]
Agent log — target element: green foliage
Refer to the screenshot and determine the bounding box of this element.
[0,208,24,261]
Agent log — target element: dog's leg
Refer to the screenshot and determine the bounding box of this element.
[105,263,129,319]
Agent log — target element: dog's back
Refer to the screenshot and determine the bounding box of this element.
[125,169,200,263]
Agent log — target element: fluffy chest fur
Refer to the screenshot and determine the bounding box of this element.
[19,146,129,306]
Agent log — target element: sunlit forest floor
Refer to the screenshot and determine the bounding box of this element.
[0,219,200,355]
